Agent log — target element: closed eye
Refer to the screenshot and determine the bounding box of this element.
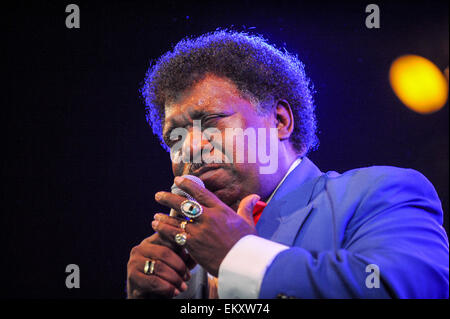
[202,113,232,125]
[163,112,234,146]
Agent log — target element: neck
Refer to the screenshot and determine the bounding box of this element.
[230,142,300,210]
[259,152,300,202]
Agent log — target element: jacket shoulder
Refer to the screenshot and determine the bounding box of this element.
[317,164,443,226]
[325,165,438,197]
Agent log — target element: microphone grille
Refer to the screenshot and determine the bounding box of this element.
[171,174,205,200]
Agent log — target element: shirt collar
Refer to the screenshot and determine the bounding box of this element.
[265,157,303,204]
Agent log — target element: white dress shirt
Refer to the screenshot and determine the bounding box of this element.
[216,157,302,298]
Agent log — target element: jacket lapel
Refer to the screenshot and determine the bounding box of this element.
[256,157,323,246]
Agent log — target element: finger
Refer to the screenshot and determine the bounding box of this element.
[138,243,189,279]
[236,194,261,227]
[168,245,194,277]
[174,176,221,207]
[148,232,180,252]
[149,227,196,274]
[129,270,180,298]
[153,213,193,232]
[155,191,187,213]
[152,219,193,250]
[141,234,193,278]
[134,255,188,292]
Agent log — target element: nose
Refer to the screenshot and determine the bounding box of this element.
[181,126,211,163]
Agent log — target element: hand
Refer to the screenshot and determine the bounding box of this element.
[152,176,260,277]
[126,232,194,299]
[143,231,197,269]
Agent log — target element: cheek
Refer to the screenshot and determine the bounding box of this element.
[217,117,272,165]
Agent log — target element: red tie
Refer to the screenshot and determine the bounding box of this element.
[252,201,267,224]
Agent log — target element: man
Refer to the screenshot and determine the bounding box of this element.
[127,30,449,298]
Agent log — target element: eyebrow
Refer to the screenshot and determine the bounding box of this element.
[163,109,211,144]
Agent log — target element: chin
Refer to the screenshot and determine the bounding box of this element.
[197,166,247,207]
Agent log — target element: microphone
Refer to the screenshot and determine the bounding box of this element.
[169,175,205,217]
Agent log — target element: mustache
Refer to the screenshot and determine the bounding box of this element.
[178,162,228,176]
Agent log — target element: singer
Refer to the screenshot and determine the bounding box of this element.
[126,30,449,298]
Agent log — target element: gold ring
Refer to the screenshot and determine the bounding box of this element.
[144,259,156,275]
[175,232,187,246]
[180,220,188,231]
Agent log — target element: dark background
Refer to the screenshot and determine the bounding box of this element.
[2,0,448,298]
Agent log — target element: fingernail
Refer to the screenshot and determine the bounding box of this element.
[174,288,181,296]
[155,192,162,200]
[151,220,159,229]
[153,213,161,221]
[181,282,188,291]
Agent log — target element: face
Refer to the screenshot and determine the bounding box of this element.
[163,74,282,209]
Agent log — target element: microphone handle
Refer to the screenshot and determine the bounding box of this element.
[169,208,180,217]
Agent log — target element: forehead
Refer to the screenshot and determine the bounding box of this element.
[164,74,251,119]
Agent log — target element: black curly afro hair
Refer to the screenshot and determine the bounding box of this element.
[141,29,318,155]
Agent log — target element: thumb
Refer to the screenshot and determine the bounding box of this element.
[237,194,261,227]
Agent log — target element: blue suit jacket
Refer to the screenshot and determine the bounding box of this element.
[178,157,449,298]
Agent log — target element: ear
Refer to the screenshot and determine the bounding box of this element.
[274,100,294,140]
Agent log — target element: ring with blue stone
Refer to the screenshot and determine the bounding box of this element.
[180,199,203,219]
